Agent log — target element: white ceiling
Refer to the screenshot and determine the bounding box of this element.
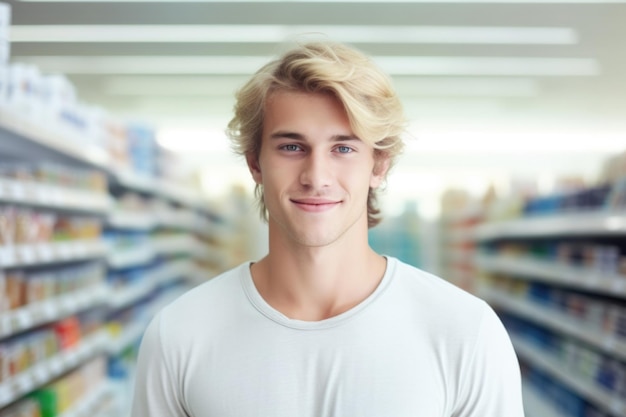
[5,0,626,215]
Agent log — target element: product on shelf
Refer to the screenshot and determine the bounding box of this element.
[0,262,103,313]
[0,397,40,417]
[29,356,106,417]
[0,205,102,247]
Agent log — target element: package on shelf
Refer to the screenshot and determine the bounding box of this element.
[0,326,59,384]
[0,205,103,248]
[0,161,108,194]
[0,397,40,417]
[28,356,106,417]
[0,261,103,312]
[126,123,158,177]
[101,113,129,171]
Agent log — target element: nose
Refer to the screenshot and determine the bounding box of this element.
[299,150,332,190]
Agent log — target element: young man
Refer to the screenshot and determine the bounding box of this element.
[131,41,525,417]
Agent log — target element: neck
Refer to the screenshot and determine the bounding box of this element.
[251,219,387,321]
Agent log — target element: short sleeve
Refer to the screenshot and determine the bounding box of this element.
[452,303,525,417]
[130,312,189,417]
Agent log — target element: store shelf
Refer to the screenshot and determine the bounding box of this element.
[59,382,114,417]
[482,288,626,361]
[152,235,194,256]
[476,254,626,298]
[0,178,112,214]
[109,169,156,195]
[154,259,194,285]
[0,284,108,339]
[106,321,146,356]
[512,336,626,417]
[155,210,196,231]
[0,110,109,170]
[107,210,156,231]
[0,330,107,409]
[156,180,203,210]
[0,239,107,269]
[107,246,155,270]
[106,260,191,311]
[474,211,626,241]
[522,381,565,417]
[106,280,154,311]
[106,283,190,356]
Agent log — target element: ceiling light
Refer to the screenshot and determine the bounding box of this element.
[10,24,577,45]
[100,76,538,97]
[15,0,626,3]
[12,55,600,76]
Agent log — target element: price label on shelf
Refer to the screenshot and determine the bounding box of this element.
[13,373,32,394]
[41,300,57,320]
[611,397,624,415]
[0,384,11,407]
[14,309,32,331]
[603,337,616,352]
[38,244,54,262]
[57,243,72,259]
[32,365,48,384]
[0,247,17,268]
[49,357,64,375]
[18,246,36,265]
[10,183,25,201]
[611,279,626,293]
[0,315,11,337]
[36,186,50,204]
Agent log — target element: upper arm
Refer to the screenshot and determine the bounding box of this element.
[452,304,525,417]
[130,312,189,417]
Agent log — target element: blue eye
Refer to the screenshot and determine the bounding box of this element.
[336,146,353,153]
[281,144,302,152]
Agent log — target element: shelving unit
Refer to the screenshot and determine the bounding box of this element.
[474,211,626,241]
[481,287,626,361]
[522,381,564,417]
[1,108,223,415]
[476,254,626,297]
[512,336,626,417]
[0,283,108,338]
[470,182,626,417]
[0,331,107,409]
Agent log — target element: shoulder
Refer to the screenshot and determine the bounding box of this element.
[149,262,251,339]
[387,257,489,319]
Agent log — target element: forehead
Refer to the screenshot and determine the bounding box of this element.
[263,90,351,130]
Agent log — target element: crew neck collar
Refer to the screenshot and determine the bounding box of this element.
[240,256,396,330]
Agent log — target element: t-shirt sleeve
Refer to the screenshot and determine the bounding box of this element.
[130,312,189,417]
[452,302,525,417]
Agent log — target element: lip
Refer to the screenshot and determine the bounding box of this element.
[291,198,341,212]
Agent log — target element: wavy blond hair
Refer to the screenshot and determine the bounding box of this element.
[227,41,406,228]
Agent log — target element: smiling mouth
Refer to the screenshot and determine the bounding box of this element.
[291,199,341,212]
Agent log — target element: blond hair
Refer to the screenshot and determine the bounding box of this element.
[227,41,406,228]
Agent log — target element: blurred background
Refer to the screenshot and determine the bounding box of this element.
[0,1,625,416]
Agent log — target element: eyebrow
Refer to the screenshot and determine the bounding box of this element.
[269,131,361,142]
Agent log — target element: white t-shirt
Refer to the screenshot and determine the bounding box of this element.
[131,257,524,417]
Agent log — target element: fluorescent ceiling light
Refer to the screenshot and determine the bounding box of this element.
[405,131,626,152]
[157,128,231,152]
[10,25,577,45]
[101,76,538,97]
[393,78,539,97]
[15,0,626,3]
[12,55,600,76]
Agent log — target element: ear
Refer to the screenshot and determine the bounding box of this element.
[370,157,390,189]
[246,153,263,184]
